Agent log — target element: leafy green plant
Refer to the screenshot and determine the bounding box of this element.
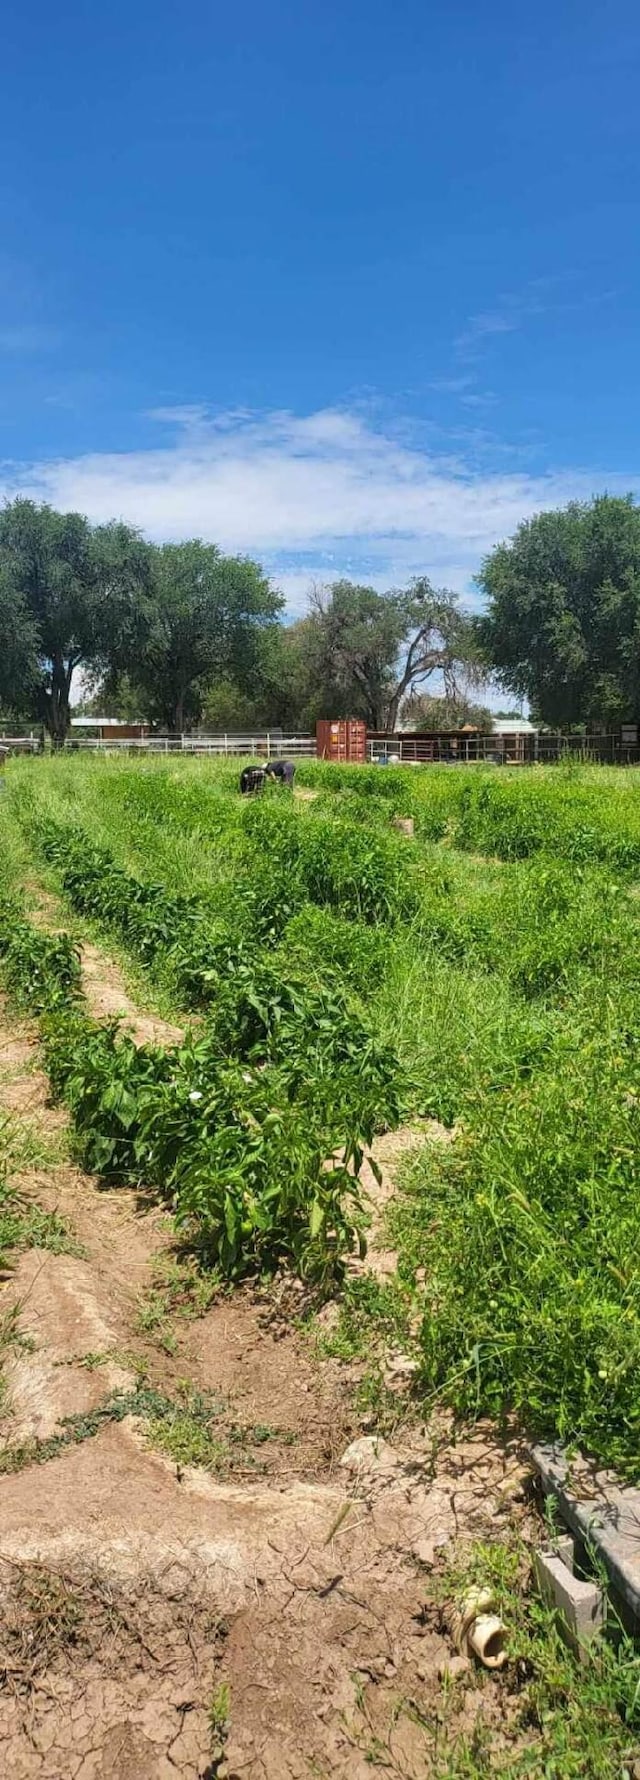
[0,896,81,1011]
[31,815,233,1007]
[392,986,640,1474]
[0,880,399,1284]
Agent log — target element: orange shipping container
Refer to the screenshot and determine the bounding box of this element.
[316,719,366,762]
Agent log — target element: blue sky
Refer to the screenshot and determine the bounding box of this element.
[1,0,639,610]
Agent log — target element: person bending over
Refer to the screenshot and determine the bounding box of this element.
[264,759,295,786]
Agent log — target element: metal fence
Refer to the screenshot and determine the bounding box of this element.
[368,732,640,766]
[24,726,640,766]
[63,732,317,757]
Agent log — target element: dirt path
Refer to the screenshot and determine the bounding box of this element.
[0,989,535,1779]
[80,942,186,1049]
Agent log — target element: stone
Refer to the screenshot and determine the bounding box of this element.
[438,1653,470,1680]
[384,1354,419,1379]
[339,1435,398,1475]
[411,1538,435,1568]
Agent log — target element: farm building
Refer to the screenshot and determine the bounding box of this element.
[70,717,150,743]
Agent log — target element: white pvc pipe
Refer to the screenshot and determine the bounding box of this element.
[446,1589,508,1671]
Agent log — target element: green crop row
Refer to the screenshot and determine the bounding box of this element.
[32,813,244,1006]
[298,757,640,870]
[0,887,398,1284]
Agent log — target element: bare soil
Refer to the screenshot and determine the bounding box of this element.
[80,943,186,1049]
[0,985,537,1779]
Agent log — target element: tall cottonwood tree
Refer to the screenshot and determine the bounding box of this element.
[307,578,477,731]
[0,499,153,743]
[478,495,640,725]
[131,540,282,732]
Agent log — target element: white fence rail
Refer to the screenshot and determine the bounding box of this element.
[64,732,317,758]
[0,735,41,755]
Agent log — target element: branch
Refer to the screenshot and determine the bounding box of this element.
[390,638,450,707]
[64,655,82,694]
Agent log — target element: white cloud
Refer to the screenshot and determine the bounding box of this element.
[0,404,635,611]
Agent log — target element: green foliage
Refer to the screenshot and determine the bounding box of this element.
[306,577,475,731]
[478,493,640,725]
[400,690,494,731]
[11,753,640,1478]
[393,986,640,1473]
[281,904,389,992]
[32,813,243,1006]
[0,861,398,1283]
[299,757,640,872]
[40,990,396,1282]
[0,1382,221,1475]
[121,538,282,732]
[313,1272,413,1362]
[0,498,153,742]
[0,1182,79,1261]
[209,1682,231,1736]
[241,796,422,927]
[0,897,81,1010]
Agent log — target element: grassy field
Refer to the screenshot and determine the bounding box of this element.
[3,752,640,1479]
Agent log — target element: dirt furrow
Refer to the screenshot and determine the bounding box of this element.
[0,967,534,1778]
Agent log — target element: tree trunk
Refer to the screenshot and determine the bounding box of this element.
[46,654,74,749]
[173,676,186,734]
[384,690,402,734]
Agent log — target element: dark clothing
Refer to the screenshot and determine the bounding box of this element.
[239,765,266,795]
[264,759,295,785]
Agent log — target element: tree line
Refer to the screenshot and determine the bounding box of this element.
[1,491,640,741]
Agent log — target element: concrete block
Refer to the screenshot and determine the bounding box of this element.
[531,1441,640,1632]
[552,1532,575,1573]
[534,1549,604,1658]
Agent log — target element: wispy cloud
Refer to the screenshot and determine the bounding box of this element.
[453,282,557,359]
[0,404,634,611]
[429,375,477,395]
[455,308,522,356]
[453,274,611,363]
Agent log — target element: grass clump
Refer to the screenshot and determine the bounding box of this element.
[0,1184,79,1261]
[313,1273,413,1363]
[135,1255,221,1353]
[0,1378,294,1478]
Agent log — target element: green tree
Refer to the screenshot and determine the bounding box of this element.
[0,499,153,744]
[478,495,640,725]
[307,579,476,731]
[0,563,39,719]
[132,541,282,732]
